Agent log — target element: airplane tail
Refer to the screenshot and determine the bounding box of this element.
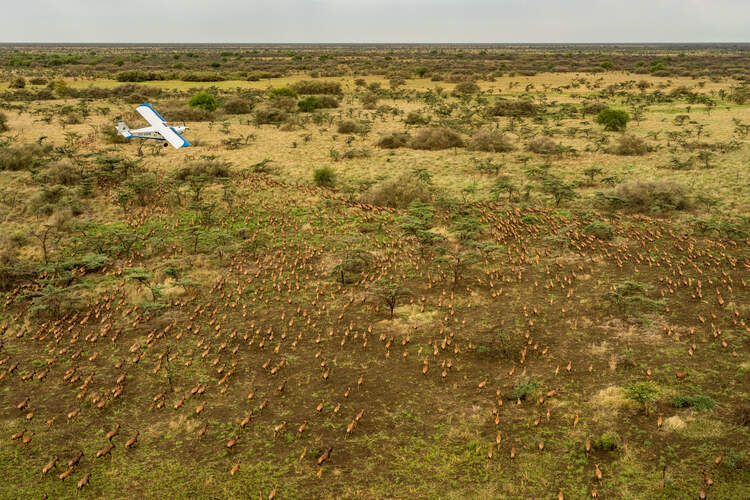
[116,121,133,138]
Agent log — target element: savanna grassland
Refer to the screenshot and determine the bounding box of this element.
[0,44,749,499]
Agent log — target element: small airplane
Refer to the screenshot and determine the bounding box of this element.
[116,103,190,149]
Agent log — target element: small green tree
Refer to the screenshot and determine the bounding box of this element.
[189,92,217,111]
[596,109,630,132]
[414,66,429,77]
[583,167,603,185]
[542,178,579,207]
[624,381,659,414]
[491,177,518,202]
[373,280,409,319]
[124,173,157,206]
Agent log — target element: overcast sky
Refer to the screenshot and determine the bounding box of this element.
[3,0,748,43]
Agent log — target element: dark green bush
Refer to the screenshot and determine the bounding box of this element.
[298,96,321,112]
[313,167,336,187]
[596,109,630,131]
[671,394,716,411]
[189,92,217,112]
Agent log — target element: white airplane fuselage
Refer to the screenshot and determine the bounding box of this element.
[115,104,191,149]
[116,122,186,142]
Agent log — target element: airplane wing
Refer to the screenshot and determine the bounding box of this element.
[136,103,190,149]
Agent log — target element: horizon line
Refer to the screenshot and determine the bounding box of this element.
[2,41,750,46]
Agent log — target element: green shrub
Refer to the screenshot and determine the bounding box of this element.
[189,92,217,111]
[313,167,336,187]
[269,87,298,99]
[596,109,630,131]
[407,127,464,150]
[453,80,480,95]
[414,66,429,77]
[180,72,225,82]
[595,431,621,451]
[513,380,540,401]
[376,131,410,149]
[582,221,614,240]
[9,76,26,89]
[610,134,649,155]
[671,394,716,411]
[624,381,659,412]
[468,129,514,152]
[298,96,321,112]
[0,111,8,132]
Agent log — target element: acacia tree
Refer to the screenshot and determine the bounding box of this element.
[373,280,409,319]
[542,177,579,207]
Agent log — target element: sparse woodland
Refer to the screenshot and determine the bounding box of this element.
[0,44,749,499]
